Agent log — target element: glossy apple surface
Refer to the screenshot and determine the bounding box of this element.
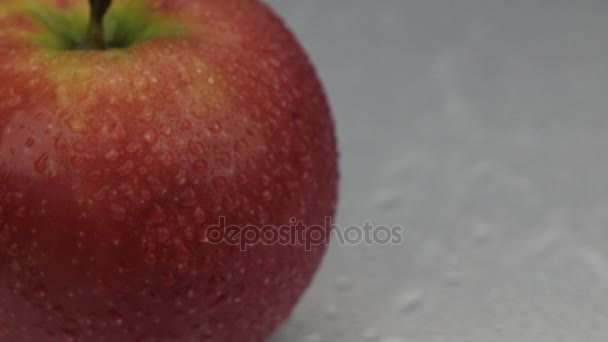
[0,0,338,341]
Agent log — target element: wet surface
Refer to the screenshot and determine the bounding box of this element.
[267,0,608,341]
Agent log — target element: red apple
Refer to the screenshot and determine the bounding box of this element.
[0,0,338,341]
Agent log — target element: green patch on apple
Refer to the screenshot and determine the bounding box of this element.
[21,0,184,50]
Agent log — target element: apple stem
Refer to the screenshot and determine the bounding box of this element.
[87,0,112,49]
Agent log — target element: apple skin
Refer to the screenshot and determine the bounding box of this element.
[0,1,338,341]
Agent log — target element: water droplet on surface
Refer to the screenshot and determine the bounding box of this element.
[193,207,207,224]
[71,156,85,168]
[65,115,86,133]
[193,160,208,173]
[379,337,404,342]
[148,205,167,224]
[175,168,187,185]
[208,121,221,134]
[160,124,173,136]
[109,310,123,326]
[32,283,46,299]
[10,260,20,272]
[177,119,192,131]
[180,188,197,207]
[210,294,227,308]
[54,136,67,150]
[104,149,120,162]
[361,328,379,341]
[140,112,156,123]
[335,275,352,292]
[183,225,195,241]
[110,204,127,221]
[324,304,339,319]
[157,227,170,243]
[34,153,49,173]
[443,271,465,287]
[188,141,204,156]
[301,333,322,342]
[212,177,227,192]
[162,273,176,287]
[144,251,156,266]
[396,291,423,315]
[234,140,248,153]
[61,328,78,342]
[135,334,150,342]
[199,256,213,272]
[175,241,191,262]
[143,129,158,144]
[126,142,141,154]
[117,160,135,176]
[159,153,174,166]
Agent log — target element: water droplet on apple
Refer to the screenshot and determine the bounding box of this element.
[54,136,67,150]
[177,119,192,131]
[33,283,46,298]
[193,207,207,224]
[234,140,248,153]
[72,140,85,152]
[109,204,127,221]
[162,272,176,287]
[108,310,124,327]
[207,274,224,289]
[71,156,85,168]
[14,206,26,218]
[61,329,77,342]
[143,129,158,144]
[208,121,221,134]
[175,241,191,263]
[126,142,141,154]
[116,160,135,176]
[135,334,150,342]
[140,112,156,123]
[183,225,195,241]
[34,153,49,173]
[199,257,213,273]
[159,152,174,166]
[144,251,157,266]
[104,149,120,162]
[188,141,204,156]
[160,124,173,136]
[148,204,167,224]
[210,294,227,308]
[157,226,170,243]
[193,160,208,174]
[180,188,197,207]
[212,177,227,192]
[175,168,187,185]
[64,115,86,133]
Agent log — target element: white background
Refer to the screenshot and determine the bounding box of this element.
[266,1,608,341]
